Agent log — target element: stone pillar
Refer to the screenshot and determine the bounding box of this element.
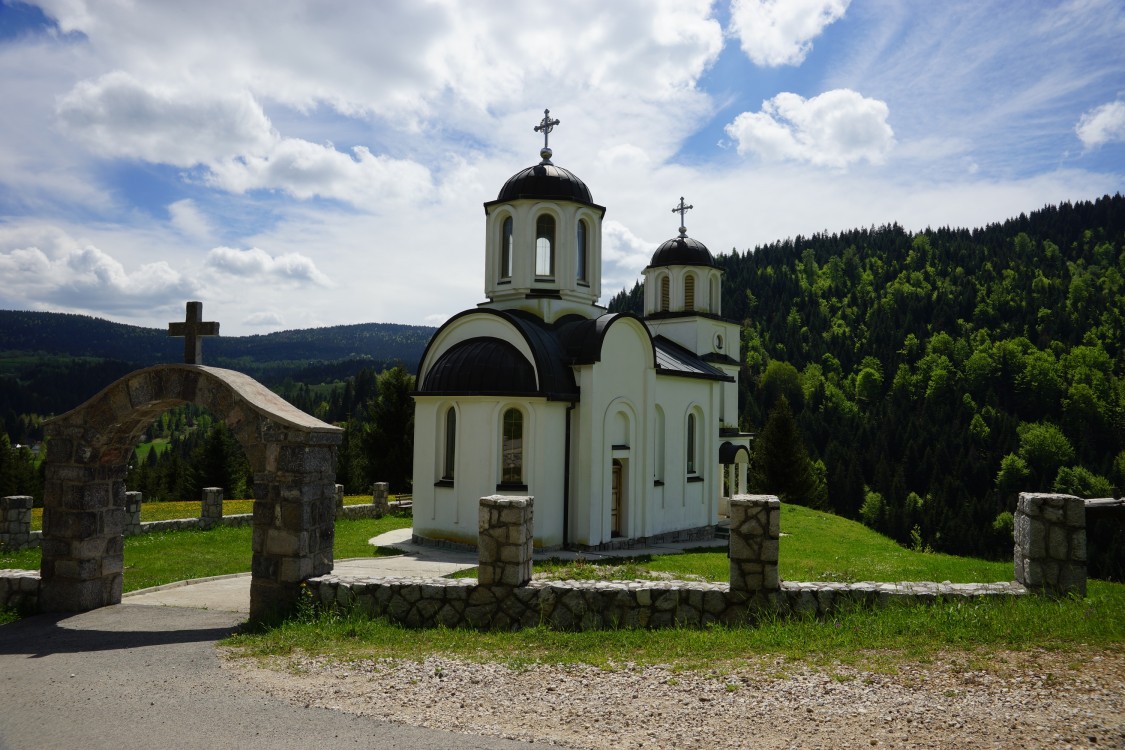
[335,483,345,512]
[124,491,143,537]
[478,495,533,587]
[372,482,389,518]
[200,487,223,529]
[1,495,34,550]
[729,495,781,596]
[1015,492,1086,597]
[249,439,339,623]
[38,462,127,613]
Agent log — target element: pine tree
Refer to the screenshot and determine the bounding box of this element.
[749,396,825,508]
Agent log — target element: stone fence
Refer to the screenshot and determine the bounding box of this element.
[0,484,395,553]
[1,492,1093,626]
[305,494,1032,630]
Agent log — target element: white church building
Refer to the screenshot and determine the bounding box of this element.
[411,111,751,550]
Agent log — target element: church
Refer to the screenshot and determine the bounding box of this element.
[411,111,751,550]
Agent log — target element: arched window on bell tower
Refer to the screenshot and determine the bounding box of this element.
[500,216,513,280]
[660,276,670,312]
[684,273,696,312]
[576,219,588,283]
[535,214,555,278]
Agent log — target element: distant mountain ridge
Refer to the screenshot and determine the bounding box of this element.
[0,311,435,372]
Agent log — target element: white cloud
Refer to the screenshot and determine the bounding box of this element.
[730,0,850,67]
[1076,101,1125,149]
[56,71,274,166]
[55,71,435,209]
[242,311,285,328]
[725,89,894,168]
[204,246,332,286]
[0,232,196,313]
[167,199,212,240]
[206,141,434,207]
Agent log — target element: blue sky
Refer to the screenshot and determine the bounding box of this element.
[0,0,1122,334]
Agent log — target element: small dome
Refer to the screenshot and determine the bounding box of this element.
[648,235,715,268]
[420,337,537,395]
[497,162,594,205]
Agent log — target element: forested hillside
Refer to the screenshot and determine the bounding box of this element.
[611,194,1124,559]
[0,313,434,442]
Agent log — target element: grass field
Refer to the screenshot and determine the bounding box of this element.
[28,495,380,532]
[1,510,413,592]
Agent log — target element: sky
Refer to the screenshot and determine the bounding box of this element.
[0,0,1123,335]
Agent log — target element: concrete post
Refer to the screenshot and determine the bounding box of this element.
[478,495,533,587]
[335,483,345,512]
[124,491,143,537]
[1015,492,1086,597]
[372,482,389,518]
[0,495,34,550]
[729,495,781,596]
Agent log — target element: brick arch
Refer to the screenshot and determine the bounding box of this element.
[39,364,343,623]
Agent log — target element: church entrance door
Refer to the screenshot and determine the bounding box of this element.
[611,459,623,537]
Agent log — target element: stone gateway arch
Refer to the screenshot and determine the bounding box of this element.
[38,364,343,622]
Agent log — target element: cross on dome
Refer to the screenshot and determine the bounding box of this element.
[671,196,694,237]
[168,300,219,365]
[534,108,561,163]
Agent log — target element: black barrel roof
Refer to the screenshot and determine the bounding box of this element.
[648,235,716,268]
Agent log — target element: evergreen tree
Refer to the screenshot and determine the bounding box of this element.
[748,396,825,508]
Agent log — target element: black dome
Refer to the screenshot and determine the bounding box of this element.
[420,337,537,396]
[648,235,715,268]
[497,162,594,205]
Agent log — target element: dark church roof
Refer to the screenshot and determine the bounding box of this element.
[417,309,731,402]
[493,162,597,207]
[421,337,538,396]
[652,336,733,382]
[648,235,716,268]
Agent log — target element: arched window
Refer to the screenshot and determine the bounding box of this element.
[684,274,696,311]
[686,413,697,474]
[654,406,665,482]
[710,274,720,313]
[660,276,670,312]
[501,408,524,484]
[535,215,555,277]
[500,216,513,279]
[442,407,456,480]
[576,219,588,283]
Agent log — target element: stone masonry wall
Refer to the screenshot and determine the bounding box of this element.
[0,569,40,612]
[308,493,1031,631]
[1014,492,1087,596]
[0,496,36,551]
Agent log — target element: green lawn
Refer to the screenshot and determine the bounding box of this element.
[29,495,380,531]
[1,512,413,592]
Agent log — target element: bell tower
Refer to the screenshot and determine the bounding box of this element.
[480,109,607,323]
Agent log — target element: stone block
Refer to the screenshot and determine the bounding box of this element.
[1065,497,1086,528]
[1048,525,1068,560]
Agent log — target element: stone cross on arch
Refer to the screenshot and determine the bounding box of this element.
[671,196,693,237]
[534,108,561,162]
[168,300,220,365]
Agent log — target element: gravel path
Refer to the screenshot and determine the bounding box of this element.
[226,648,1124,750]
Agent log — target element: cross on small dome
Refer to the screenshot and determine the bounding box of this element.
[671,196,694,237]
[534,108,561,163]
